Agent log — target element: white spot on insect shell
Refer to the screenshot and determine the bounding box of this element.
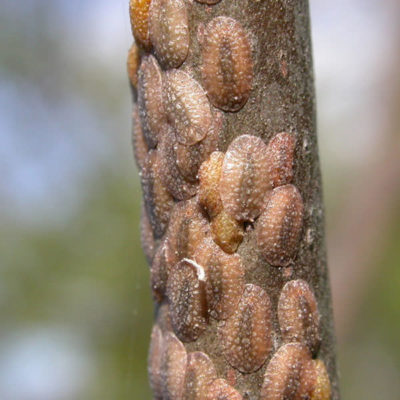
[256,184,304,267]
[220,135,271,221]
[164,70,213,146]
[202,16,253,112]
[166,258,208,342]
[149,0,189,69]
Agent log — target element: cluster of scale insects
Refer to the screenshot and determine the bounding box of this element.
[128,0,332,399]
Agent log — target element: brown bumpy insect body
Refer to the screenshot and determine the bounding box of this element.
[149,0,189,69]
[164,70,213,146]
[220,135,271,221]
[184,352,217,400]
[161,331,188,400]
[307,359,332,400]
[278,279,321,355]
[140,203,155,264]
[202,16,253,112]
[221,284,272,373]
[129,0,152,50]
[137,55,166,149]
[260,343,311,400]
[267,132,296,188]
[195,0,221,5]
[127,43,140,89]
[150,242,169,302]
[206,378,243,400]
[141,150,174,238]
[256,184,304,267]
[148,325,164,400]
[166,259,208,342]
[131,105,148,171]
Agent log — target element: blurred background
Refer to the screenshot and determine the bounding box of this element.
[1,0,399,399]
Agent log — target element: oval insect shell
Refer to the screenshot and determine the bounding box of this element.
[203,246,245,320]
[127,43,140,89]
[131,105,148,171]
[256,184,304,267]
[198,151,225,218]
[220,135,271,221]
[278,279,321,355]
[129,0,152,50]
[165,70,213,146]
[149,0,189,69]
[140,203,155,264]
[175,120,219,183]
[211,210,244,254]
[150,242,169,303]
[165,199,210,268]
[161,331,188,400]
[137,55,166,149]
[298,359,332,400]
[220,284,273,373]
[159,125,199,200]
[148,325,164,400]
[202,16,253,112]
[156,302,173,332]
[166,258,208,342]
[184,352,217,400]
[141,150,175,239]
[260,343,311,400]
[266,132,295,188]
[206,379,243,400]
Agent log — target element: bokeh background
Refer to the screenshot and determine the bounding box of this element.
[1,0,399,399]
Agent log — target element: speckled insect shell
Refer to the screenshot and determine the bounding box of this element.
[141,150,174,239]
[150,242,169,303]
[211,210,244,254]
[131,105,148,171]
[149,0,189,69]
[266,132,296,188]
[140,203,156,264]
[220,135,271,221]
[256,184,304,267]
[195,0,221,5]
[206,379,243,400]
[161,331,188,400]
[148,325,164,400]
[164,70,213,146]
[307,359,332,400]
[202,16,253,112]
[184,352,217,400]
[127,43,140,89]
[260,343,311,400]
[278,279,321,355]
[129,0,152,50]
[166,258,208,342]
[137,55,166,149]
[220,284,272,373]
[158,125,199,200]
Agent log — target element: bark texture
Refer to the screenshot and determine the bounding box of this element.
[129,0,339,398]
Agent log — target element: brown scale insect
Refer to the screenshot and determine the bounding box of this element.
[175,120,220,183]
[164,70,213,146]
[266,132,296,188]
[149,0,189,69]
[129,0,152,50]
[127,43,140,89]
[198,151,225,218]
[148,324,164,400]
[278,279,321,355]
[260,342,311,400]
[220,135,271,221]
[161,331,188,400]
[195,0,221,4]
[166,258,208,342]
[158,125,199,200]
[137,55,166,149]
[140,203,156,264]
[220,284,272,373]
[256,184,304,267]
[210,210,244,254]
[184,352,217,400]
[150,242,169,303]
[206,378,243,400]
[141,150,174,239]
[131,105,148,171]
[201,16,253,112]
[301,359,332,400]
[164,198,210,267]
[156,302,173,333]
